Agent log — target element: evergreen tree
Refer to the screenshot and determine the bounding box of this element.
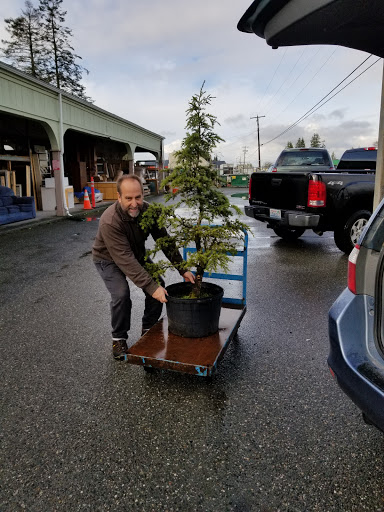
[310,133,322,148]
[1,1,46,78]
[141,83,248,298]
[39,0,91,100]
[295,137,305,148]
[286,141,293,148]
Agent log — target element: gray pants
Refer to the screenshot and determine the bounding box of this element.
[95,260,164,339]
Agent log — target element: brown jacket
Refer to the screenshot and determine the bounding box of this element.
[92,201,184,295]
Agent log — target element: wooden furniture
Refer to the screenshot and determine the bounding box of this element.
[87,181,118,200]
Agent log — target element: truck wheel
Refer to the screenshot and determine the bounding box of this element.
[334,210,371,254]
[273,226,305,241]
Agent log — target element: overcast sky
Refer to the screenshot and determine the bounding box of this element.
[1,0,383,166]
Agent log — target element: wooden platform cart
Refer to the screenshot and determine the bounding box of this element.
[126,232,248,377]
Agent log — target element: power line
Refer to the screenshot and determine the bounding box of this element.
[254,48,287,113]
[262,56,381,146]
[267,46,339,122]
[261,47,307,114]
[219,48,334,152]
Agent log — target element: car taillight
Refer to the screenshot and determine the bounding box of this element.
[348,244,360,294]
[307,178,326,207]
[272,167,277,172]
[248,177,252,200]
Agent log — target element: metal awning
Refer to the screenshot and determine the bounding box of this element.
[238,0,384,58]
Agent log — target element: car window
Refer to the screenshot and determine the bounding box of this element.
[276,150,330,167]
[337,150,377,170]
[362,210,384,251]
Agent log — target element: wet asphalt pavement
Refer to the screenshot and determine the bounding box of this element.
[1,188,384,512]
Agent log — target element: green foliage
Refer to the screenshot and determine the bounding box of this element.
[1,0,92,101]
[310,133,322,148]
[295,137,305,148]
[290,134,326,149]
[140,83,249,297]
[39,0,91,100]
[1,1,46,77]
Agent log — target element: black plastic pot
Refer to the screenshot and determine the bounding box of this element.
[166,282,224,338]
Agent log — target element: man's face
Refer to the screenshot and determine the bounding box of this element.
[117,179,144,218]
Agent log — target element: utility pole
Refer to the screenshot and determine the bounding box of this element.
[242,146,248,169]
[251,115,265,170]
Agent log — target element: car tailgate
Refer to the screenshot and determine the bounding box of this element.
[249,172,310,210]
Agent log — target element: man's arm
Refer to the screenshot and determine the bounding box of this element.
[100,222,159,296]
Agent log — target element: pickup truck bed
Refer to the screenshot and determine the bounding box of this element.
[245,170,375,253]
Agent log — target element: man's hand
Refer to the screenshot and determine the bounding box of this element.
[182,271,195,283]
[152,286,168,303]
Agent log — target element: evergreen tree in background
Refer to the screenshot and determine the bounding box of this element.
[39,0,91,100]
[1,1,46,78]
[1,0,92,101]
[310,133,326,148]
[286,141,293,148]
[295,137,305,148]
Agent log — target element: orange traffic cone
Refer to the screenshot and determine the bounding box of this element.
[83,189,92,210]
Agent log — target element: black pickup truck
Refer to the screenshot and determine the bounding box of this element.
[245,147,377,253]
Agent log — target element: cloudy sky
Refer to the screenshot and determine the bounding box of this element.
[1,0,382,166]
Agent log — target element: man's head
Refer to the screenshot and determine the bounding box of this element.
[116,174,144,218]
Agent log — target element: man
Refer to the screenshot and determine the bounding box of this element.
[92,174,195,360]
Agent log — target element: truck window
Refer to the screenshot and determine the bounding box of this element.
[337,150,377,170]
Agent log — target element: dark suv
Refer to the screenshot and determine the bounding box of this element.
[328,198,384,432]
[336,147,377,171]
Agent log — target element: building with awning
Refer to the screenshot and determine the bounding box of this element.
[0,61,164,216]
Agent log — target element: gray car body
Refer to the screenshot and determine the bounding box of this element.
[328,199,384,432]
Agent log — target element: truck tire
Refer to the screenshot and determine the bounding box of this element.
[272,226,305,241]
[334,210,371,254]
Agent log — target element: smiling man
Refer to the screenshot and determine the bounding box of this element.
[92,174,195,360]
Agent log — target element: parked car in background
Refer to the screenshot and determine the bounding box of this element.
[271,148,334,173]
[328,196,384,433]
[336,147,377,171]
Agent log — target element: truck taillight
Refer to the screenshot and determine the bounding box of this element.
[307,178,326,207]
[348,245,360,294]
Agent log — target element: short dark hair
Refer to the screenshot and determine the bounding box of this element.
[116,174,144,195]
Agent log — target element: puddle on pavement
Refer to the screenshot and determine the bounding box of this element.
[230,193,248,199]
[69,216,100,222]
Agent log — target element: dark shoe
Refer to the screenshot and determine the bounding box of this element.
[112,339,128,360]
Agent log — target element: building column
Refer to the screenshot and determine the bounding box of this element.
[51,150,66,216]
[128,159,134,174]
[374,61,384,210]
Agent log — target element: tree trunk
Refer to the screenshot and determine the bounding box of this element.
[190,265,204,298]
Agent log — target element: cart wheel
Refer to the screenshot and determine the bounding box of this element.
[144,366,156,373]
